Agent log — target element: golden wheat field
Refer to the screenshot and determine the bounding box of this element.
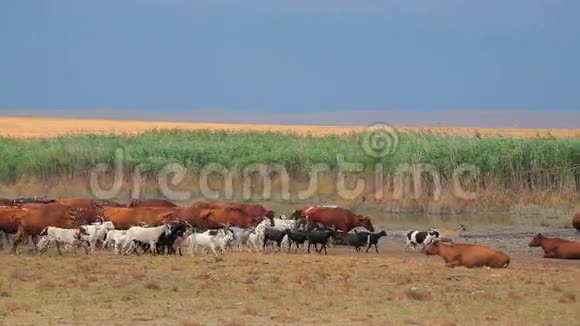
[0,116,577,138]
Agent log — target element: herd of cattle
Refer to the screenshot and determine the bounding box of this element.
[0,197,579,268]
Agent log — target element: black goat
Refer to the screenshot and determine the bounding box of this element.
[287,229,308,252]
[155,221,188,255]
[360,230,387,253]
[263,227,289,252]
[307,230,335,255]
[336,230,368,252]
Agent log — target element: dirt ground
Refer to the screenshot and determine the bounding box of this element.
[0,116,577,138]
[0,232,578,326]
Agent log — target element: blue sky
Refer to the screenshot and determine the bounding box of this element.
[1,0,579,114]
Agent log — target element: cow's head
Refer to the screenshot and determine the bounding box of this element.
[425,240,441,255]
[528,233,544,247]
[359,216,374,232]
[290,209,303,219]
[263,215,275,227]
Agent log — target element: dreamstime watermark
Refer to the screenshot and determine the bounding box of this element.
[89,123,480,202]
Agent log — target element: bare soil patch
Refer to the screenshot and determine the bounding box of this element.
[0,247,578,325]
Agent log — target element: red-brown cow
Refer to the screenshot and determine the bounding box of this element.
[12,203,83,253]
[0,207,29,234]
[572,213,580,231]
[296,206,374,232]
[0,199,17,207]
[102,207,186,230]
[528,233,580,260]
[128,199,177,208]
[95,199,125,208]
[194,207,271,229]
[426,242,510,268]
[55,198,101,224]
[193,201,274,218]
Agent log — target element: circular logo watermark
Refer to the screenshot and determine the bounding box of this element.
[360,123,399,158]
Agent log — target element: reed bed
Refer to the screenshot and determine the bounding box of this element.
[0,129,578,208]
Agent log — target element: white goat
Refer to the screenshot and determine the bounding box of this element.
[103,230,128,254]
[37,227,88,255]
[230,227,254,251]
[172,228,193,256]
[124,224,171,255]
[187,230,233,256]
[247,230,260,253]
[80,221,116,251]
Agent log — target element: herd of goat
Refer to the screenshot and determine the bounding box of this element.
[19,216,468,258]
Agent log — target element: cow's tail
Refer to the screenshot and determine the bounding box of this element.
[39,227,49,236]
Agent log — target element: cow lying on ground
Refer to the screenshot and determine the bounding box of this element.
[426,241,510,268]
[528,233,580,260]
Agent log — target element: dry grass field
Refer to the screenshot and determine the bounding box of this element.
[0,116,578,138]
[0,249,578,325]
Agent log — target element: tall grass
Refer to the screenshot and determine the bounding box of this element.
[0,129,578,198]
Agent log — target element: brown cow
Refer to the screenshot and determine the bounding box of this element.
[572,213,580,231]
[128,199,177,208]
[12,203,83,254]
[193,201,274,218]
[426,241,510,268]
[102,207,186,230]
[528,233,580,259]
[195,207,271,229]
[55,198,101,224]
[13,197,55,205]
[296,206,374,232]
[0,199,18,207]
[0,207,29,234]
[95,199,125,208]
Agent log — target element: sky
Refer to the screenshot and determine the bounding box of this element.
[1,1,580,126]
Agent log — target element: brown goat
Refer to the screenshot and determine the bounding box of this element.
[433,224,467,243]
